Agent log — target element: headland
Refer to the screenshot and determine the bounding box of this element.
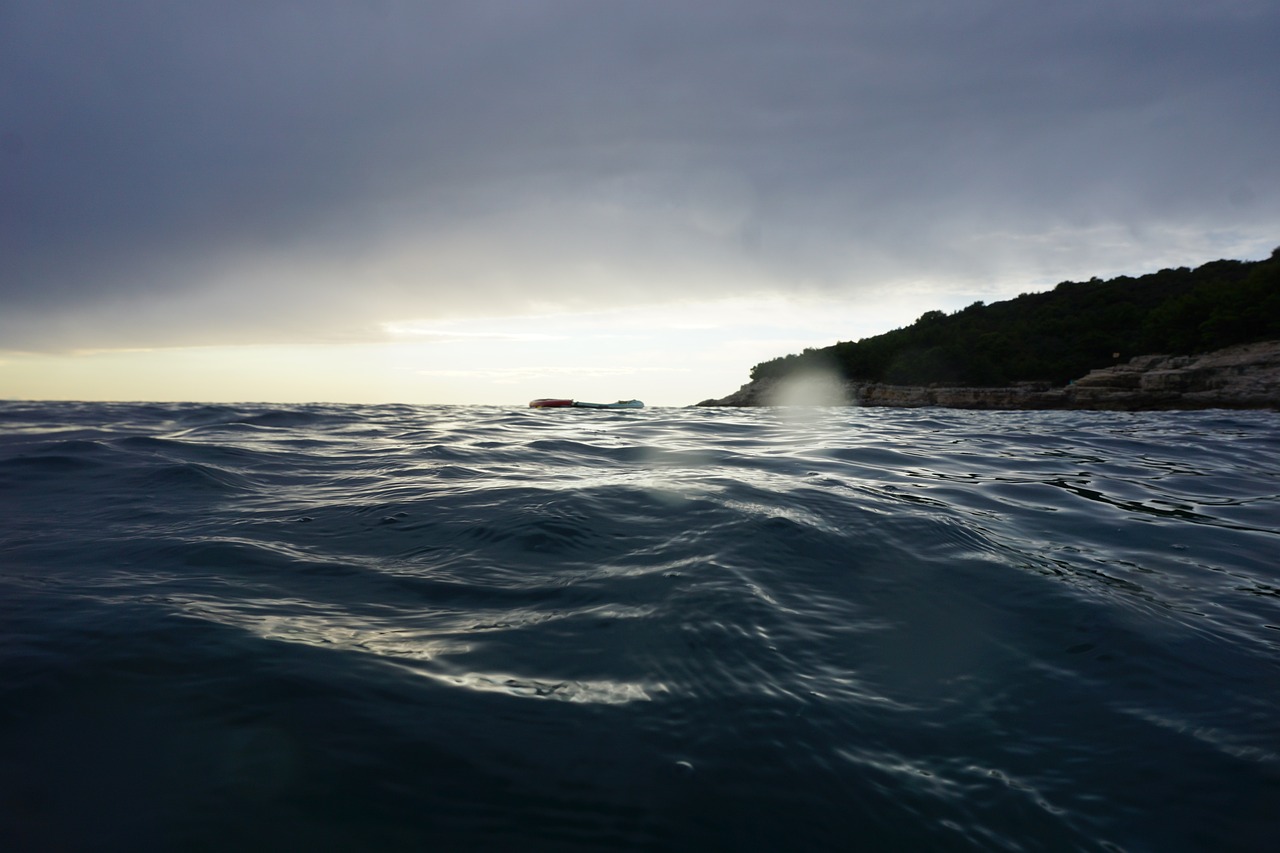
[698,248,1280,411]
[698,340,1280,410]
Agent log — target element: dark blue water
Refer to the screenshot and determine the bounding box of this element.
[2,401,1277,852]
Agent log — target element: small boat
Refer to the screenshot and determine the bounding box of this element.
[529,399,644,409]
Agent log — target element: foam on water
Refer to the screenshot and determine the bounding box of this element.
[1,401,1278,851]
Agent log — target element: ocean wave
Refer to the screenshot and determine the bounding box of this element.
[2,402,1277,851]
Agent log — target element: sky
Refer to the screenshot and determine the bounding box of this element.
[2,0,1278,406]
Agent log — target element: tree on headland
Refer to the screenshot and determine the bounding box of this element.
[750,248,1280,388]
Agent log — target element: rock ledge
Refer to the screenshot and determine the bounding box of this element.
[697,341,1280,410]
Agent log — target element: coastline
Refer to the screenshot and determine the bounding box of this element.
[697,340,1280,411]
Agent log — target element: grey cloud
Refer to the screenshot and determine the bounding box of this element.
[3,0,1278,350]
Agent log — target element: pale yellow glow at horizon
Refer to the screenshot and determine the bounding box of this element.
[0,293,965,406]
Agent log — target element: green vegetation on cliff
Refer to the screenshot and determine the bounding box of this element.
[751,247,1280,387]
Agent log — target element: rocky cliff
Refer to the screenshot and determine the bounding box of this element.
[697,340,1280,410]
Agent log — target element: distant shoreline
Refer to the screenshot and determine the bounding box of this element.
[698,341,1280,411]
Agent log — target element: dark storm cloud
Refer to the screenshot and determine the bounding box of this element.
[2,0,1278,350]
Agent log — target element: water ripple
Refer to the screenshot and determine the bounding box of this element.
[2,401,1277,851]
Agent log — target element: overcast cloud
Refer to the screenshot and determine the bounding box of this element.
[3,0,1278,353]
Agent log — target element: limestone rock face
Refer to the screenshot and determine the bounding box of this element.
[696,341,1280,410]
[1063,341,1280,409]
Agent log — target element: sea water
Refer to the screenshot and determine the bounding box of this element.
[1,401,1277,852]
